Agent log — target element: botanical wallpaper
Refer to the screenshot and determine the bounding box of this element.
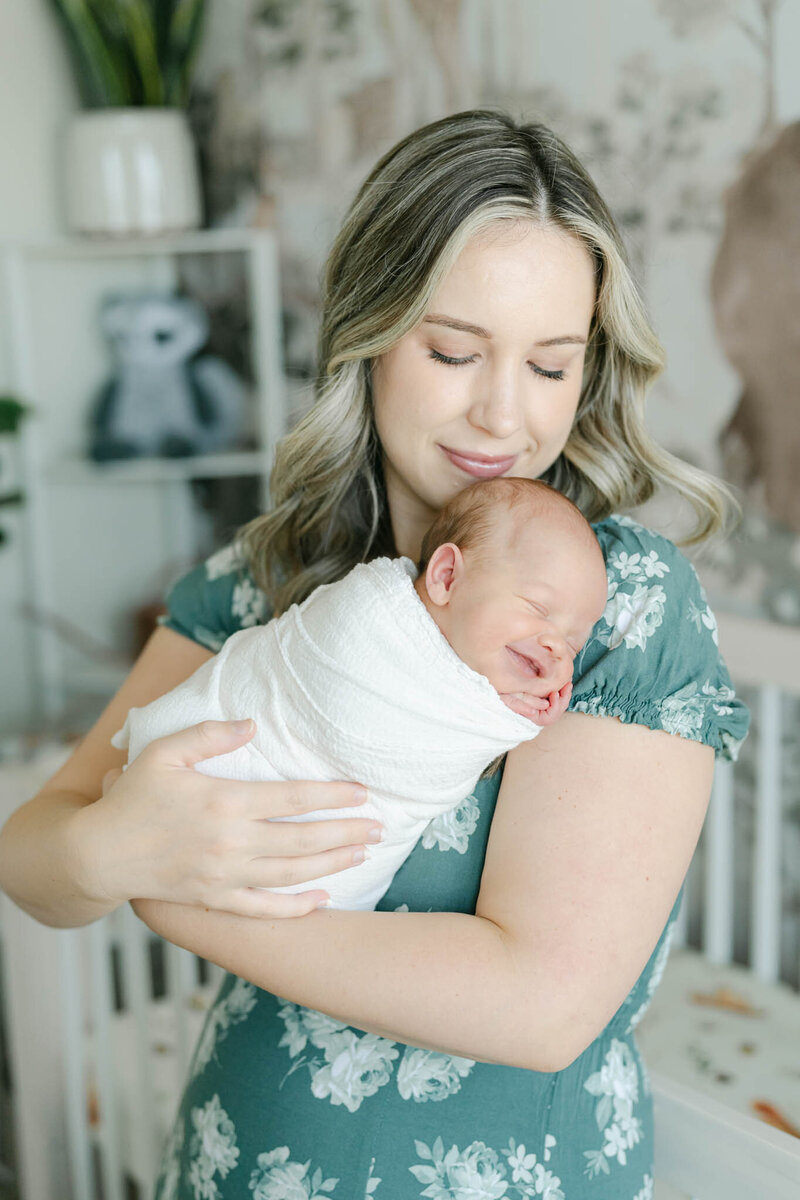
[184,0,800,981]
[187,0,800,621]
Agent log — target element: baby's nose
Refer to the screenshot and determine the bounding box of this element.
[537,629,564,657]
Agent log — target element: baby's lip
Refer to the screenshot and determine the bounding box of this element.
[506,644,545,678]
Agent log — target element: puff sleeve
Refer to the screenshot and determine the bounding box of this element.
[569,515,750,760]
[157,542,272,652]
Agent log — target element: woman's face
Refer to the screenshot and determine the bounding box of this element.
[371,221,597,557]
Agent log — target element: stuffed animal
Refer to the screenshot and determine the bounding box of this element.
[88,293,249,461]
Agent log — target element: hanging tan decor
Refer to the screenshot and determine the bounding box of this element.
[711,122,800,533]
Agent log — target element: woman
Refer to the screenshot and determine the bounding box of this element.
[0,111,748,1198]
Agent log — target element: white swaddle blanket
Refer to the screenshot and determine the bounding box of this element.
[113,557,541,909]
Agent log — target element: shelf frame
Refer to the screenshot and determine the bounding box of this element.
[0,228,286,727]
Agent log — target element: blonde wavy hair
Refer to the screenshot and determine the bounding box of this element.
[239,109,735,615]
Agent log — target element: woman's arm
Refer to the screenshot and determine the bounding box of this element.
[0,627,213,926]
[0,626,381,928]
[133,710,714,1072]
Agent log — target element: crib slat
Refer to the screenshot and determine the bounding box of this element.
[88,920,125,1200]
[58,932,94,1200]
[703,760,735,964]
[165,941,199,1081]
[671,878,689,948]
[119,905,163,1186]
[751,685,783,983]
[206,961,226,990]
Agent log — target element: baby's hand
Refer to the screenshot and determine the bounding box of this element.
[530,681,573,727]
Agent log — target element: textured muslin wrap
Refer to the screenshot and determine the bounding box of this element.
[112,557,541,909]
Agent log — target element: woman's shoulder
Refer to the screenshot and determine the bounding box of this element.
[573,513,750,761]
[593,511,686,576]
[158,542,271,652]
[591,512,710,623]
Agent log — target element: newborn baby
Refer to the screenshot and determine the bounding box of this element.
[113,478,607,909]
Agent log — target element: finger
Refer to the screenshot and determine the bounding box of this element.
[101,767,123,796]
[246,844,368,891]
[151,719,257,768]
[239,779,369,819]
[222,888,331,919]
[253,816,383,857]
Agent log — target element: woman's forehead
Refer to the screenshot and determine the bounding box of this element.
[429,225,596,340]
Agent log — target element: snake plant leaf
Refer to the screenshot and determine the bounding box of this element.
[48,0,207,108]
[117,0,165,106]
[48,0,129,107]
[163,0,208,107]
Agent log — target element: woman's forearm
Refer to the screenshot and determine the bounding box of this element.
[0,790,118,928]
[132,898,565,1071]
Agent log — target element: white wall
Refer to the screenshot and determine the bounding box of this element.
[0,0,78,238]
[0,0,78,734]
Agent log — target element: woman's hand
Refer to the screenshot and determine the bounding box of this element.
[78,718,381,919]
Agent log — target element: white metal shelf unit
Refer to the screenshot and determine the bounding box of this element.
[0,228,286,726]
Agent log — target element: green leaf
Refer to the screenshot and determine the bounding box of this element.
[0,398,29,434]
[48,0,130,106]
[117,0,164,105]
[48,0,207,108]
[164,0,207,106]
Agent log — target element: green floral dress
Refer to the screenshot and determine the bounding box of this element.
[153,515,749,1200]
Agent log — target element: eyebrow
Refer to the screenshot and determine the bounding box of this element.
[423,313,587,347]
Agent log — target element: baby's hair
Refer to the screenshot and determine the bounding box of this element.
[416,477,595,574]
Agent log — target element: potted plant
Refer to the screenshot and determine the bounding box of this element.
[48,0,208,236]
[0,398,29,551]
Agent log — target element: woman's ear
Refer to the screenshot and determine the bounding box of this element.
[425,543,464,608]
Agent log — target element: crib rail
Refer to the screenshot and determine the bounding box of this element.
[0,883,223,1200]
[673,613,800,990]
[652,1071,800,1200]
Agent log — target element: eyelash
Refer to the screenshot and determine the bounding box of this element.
[428,348,566,382]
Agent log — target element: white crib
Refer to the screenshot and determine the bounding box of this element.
[1,611,799,1200]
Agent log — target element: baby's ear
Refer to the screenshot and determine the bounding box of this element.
[425,542,463,607]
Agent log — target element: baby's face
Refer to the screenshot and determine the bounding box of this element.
[423,512,608,721]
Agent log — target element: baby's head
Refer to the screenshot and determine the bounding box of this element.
[414,479,608,722]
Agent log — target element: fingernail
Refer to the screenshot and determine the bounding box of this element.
[316,896,332,909]
[352,786,368,802]
[232,719,253,734]
[366,826,383,843]
[352,847,365,865]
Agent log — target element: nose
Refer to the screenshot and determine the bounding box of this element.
[467,364,524,440]
[536,628,566,660]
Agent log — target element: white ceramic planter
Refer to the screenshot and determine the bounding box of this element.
[64,108,202,237]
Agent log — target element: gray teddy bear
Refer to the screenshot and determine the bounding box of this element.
[88,292,249,461]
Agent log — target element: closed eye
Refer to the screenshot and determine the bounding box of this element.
[526,599,548,617]
[428,348,566,382]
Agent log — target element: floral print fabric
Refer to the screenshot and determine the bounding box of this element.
[154,516,749,1198]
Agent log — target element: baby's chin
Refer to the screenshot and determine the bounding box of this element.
[499,692,550,723]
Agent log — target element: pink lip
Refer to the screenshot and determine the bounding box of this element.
[440,445,518,479]
[506,645,544,678]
